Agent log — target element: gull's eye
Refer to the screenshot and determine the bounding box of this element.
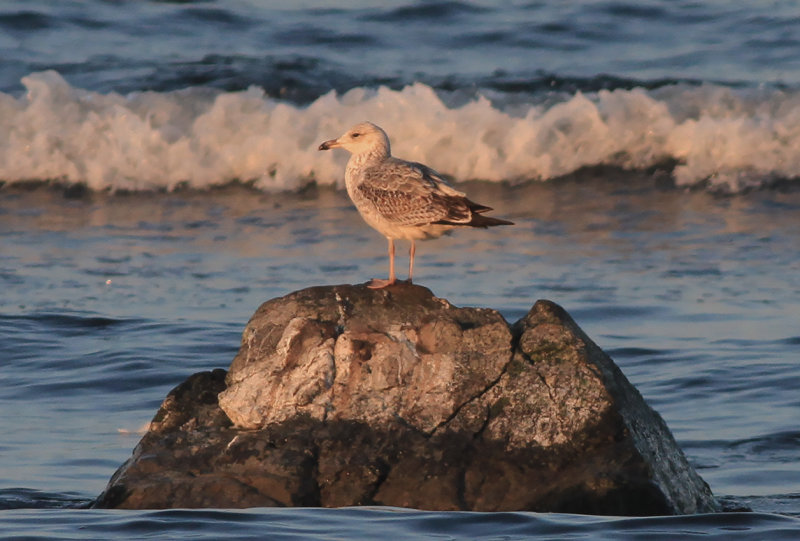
[351,132,361,138]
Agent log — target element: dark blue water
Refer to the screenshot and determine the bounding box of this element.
[2,507,800,541]
[2,0,798,97]
[2,1,800,539]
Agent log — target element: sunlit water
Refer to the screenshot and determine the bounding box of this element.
[1,180,800,539]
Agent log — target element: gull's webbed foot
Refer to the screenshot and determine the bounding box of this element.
[366,278,396,289]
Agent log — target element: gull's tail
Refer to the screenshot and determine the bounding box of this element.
[433,198,514,228]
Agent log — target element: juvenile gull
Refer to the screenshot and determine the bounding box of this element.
[319,121,513,289]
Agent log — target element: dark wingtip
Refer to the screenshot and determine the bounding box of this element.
[433,215,514,227]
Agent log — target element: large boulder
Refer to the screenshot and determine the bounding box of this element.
[94,284,718,515]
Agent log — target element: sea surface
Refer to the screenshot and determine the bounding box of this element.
[2,1,800,539]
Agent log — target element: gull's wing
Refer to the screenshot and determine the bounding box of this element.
[356,158,490,226]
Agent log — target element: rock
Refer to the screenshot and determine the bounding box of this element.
[94,283,718,515]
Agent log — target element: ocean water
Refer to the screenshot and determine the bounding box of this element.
[2,1,800,539]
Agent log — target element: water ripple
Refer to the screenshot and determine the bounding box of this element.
[0,507,799,540]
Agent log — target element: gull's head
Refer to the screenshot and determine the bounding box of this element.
[318,121,390,158]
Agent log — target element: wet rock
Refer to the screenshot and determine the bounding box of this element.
[94,283,718,515]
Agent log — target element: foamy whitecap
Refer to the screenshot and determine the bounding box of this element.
[1,70,799,192]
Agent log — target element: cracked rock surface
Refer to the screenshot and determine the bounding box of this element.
[93,284,718,515]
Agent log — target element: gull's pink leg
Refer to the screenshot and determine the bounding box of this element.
[389,238,396,283]
[368,237,396,289]
[408,240,416,284]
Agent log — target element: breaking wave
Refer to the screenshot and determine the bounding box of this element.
[2,70,799,193]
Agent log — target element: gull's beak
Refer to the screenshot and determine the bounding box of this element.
[318,138,340,151]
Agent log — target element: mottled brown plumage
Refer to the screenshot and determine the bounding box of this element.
[319,122,513,288]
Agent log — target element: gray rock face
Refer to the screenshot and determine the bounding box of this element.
[94,284,718,515]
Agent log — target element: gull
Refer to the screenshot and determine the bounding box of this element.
[319,121,513,289]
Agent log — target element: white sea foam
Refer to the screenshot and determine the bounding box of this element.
[2,70,800,192]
